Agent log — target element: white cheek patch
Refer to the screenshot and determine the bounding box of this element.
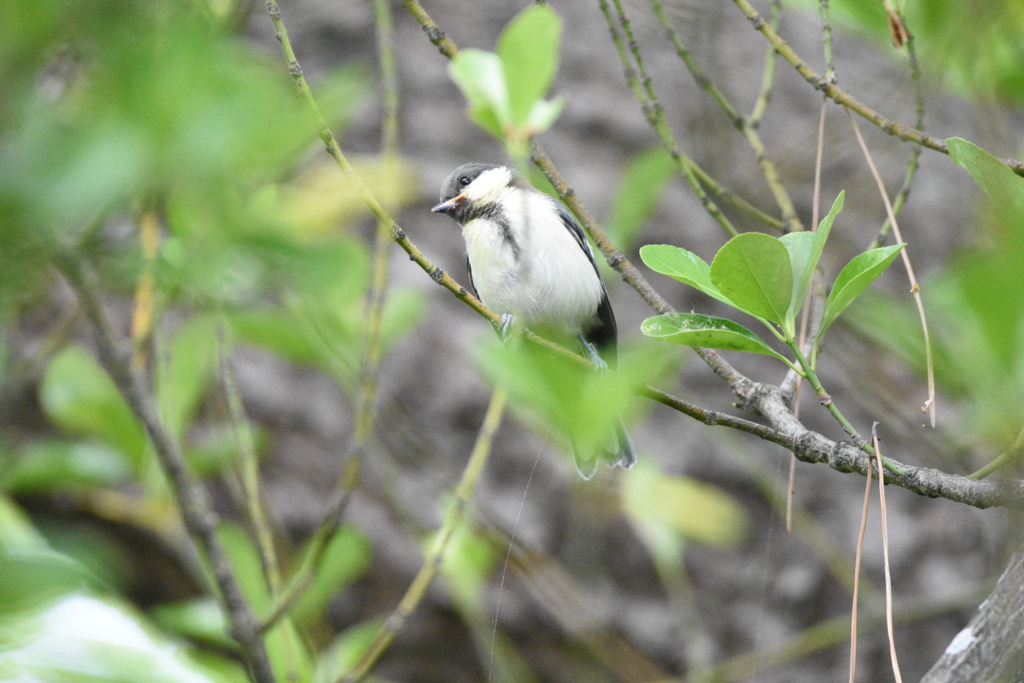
[466,167,513,203]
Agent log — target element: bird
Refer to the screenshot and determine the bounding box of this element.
[431,162,635,479]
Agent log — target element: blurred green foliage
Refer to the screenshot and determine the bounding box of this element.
[799,0,1024,107]
[449,4,564,157]
[0,0,397,679]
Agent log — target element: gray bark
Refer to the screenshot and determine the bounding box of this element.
[921,540,1024,683]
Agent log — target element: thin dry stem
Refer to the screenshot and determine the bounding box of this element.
[850,446,873,683]
[846,108,936,426]
[873,426,904,683]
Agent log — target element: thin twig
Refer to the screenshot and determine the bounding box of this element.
[872,425,904,683]
[730,0,1024,176]
[340,387,508,683]
[868,18,924,250]
[970,422,1024,480]
[845,108,936,426]
[749,0,780,126]
[56,256,275,683]
[218,323,282,592]
[818,0,836,85]
[130,209,160,373]
[602,0,740,238]
[262,0,404,630]
[849,443,873,683]
[648,0,801,232]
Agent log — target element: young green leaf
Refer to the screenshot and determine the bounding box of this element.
[496,3,562,127]
[639,244,732,306]
[779,230,814,326]
[783,191,845,326]
[710,232,793,329]
[524,96,564,136]
[39,346,147,468]
[622,460,747,547]
[448,49,509,139]
[818,243,906,341]
[948,138,1024,214]
[606,147,677,250]
[641,313,788,362]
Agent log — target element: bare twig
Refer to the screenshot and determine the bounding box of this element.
[818,0,836,85]
[868,18,925,250]
[647,0,801,232]
[749,0,780,126]
[730,0,1024,176]
[218,324,281,592]
[601,0,740,238]
[57,256,275,683]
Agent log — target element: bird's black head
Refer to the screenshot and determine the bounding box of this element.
[432,163,512,223]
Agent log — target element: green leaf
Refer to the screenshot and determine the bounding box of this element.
[639,244,732,306]
[710,232,794,329]
[622,460,747,546]
[150,598,234,649]
[160,315,220,441]
[4,440,132,494]
[819,244,906,341]
[524,96,564,136]
[291,526,371,622]
[478,340,675,462]
[0,494,49,553]
[641,313,788,362]
[497,3,562,127]
[607,148,677,250]
[448,49,509,139]
[780,230,814,324]
[948,137,1024,215]
[782,191,845,327]
[39,346,147,468]
[315,620,383,683]
[0,552,100,617]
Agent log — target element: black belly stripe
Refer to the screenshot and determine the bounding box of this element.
[472,202,520,262]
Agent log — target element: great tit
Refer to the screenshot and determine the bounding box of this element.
[432,163,635,479]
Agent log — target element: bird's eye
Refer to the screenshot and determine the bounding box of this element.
[459,176,471,186]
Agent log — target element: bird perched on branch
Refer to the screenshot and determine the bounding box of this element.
[432,162,635,479]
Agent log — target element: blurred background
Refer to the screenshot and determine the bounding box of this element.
[2,0,1024,681]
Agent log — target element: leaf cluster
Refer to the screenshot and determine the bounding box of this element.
[640,193,905,374]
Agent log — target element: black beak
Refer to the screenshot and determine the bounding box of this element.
[431,193,467,215]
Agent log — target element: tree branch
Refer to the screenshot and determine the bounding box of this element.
[920,539,1024,682]
[56,256,276,683]
[730,0,1024,176]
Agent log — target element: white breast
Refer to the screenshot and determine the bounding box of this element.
[462,190,604,333]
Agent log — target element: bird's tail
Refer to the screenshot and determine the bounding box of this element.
[572,419,636,480]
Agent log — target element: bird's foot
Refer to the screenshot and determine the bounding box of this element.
[498,313,517,344]
[577,333,608,371]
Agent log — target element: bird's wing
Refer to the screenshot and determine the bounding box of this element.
[466,255,477,298]
[556,204,618,365]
